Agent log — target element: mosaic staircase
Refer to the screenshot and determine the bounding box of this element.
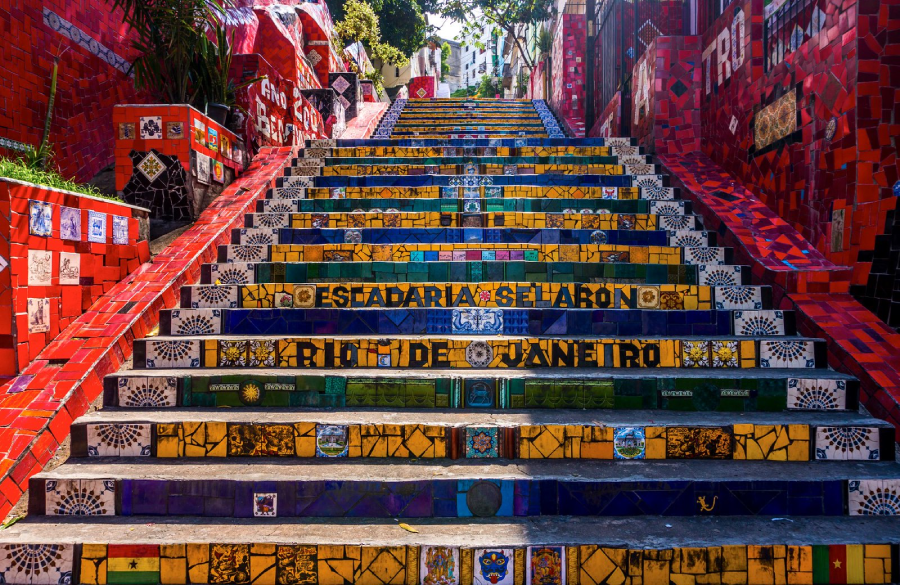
[4,99,900,584]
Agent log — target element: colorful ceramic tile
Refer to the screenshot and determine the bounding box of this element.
[29,200,52,236]
[316,424,348,457]
[848,480,900,516]
[209,263,254,285]
[754,90,796,150]
[815,427,880,460]
[0,544,74,585]
[166,121,185,139]
[191,285,239,309]
[117,376,177,407]
[86,423,152,456]
[253,492,277,517]
[87,210,107,243]
[138,151,166,182]
[118,122,135,139]
[0,255,7,274]
[526,547,565,585]
[213,160,225,183]
[613,427,645,459]
[221,134,231,160]
[27,298,50,333]
[59,252,80,285]
[145,340,200,368]
[715,286,763,310]
[59,206,81,241]
[421,546,459,585]
[112,215,129,245]
[45,479,115,515]
[140,115,163,139]
[786,378,847,410]
[170,309,220,335]
[473,549,515,585]
[27,249,52,286]
[733,310,785,336]
[465,427,499,458]
[193,119,207,147]
[759,340,815,368]
[196,152,211,185]
[452,308,503,334]
[207,126,219,152]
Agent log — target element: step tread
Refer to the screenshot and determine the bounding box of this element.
[73,408,888,427]
[3,515,900,546]
[35,459,900,482]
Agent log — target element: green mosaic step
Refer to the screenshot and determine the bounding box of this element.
[69,409,892,463]
[105,368,857,411]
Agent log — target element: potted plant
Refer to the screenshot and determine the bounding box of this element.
[195,24,266,124]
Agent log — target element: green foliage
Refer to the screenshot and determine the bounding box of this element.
[113,0,229,104]
[440,41,451,80]
[335,0,410,67]
[363,68,386,94]
[515,69,530,97]
[450,85,476,97]
[327,0,428,57]
[0,157,122,202]
[536,27,552,57]
[476,74,500,98]
[195,24,266,109]
[438,0,554,69]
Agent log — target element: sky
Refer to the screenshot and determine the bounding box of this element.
[427,12,464,41]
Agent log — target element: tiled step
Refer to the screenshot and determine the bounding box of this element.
[2,516,899,585]
[198,260,737,286]
[69,409,893,463]
[104,368,859,411]
[217,243,722,264]
[316,137,633,146]
[28,459,900,518]
[318,155,646,166]
[180,282,769,311]
[316,164,657,177]
[241,211,668,230]
[231,227,711,247]
[3,516,898,585]
[322,145,643,157]
[267,185,680,201]
[132,335,826,370]
[158,307,792,337]
[303,173,666,188]
[255,196,686,214]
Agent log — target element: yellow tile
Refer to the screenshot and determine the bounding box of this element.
[81,544,107,585]
[161,544,187,585]
[186,544,210,584]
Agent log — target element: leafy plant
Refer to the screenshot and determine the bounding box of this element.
[440,41,451,80]
[363,67,386,94]
[335,0,409,67]
[438,0,555,70]
[476,74,500,98]
[516,69,530,97]
[0,158,122,202]
[326,0,430,56]
[113,0,228,104]
[195,24,266,110]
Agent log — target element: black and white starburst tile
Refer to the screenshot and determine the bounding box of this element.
[117,376,177,407]
[668,230,710,248]
[223,245,267,263]
[86,423,152,456]
[714,286,764,310]
[191,285,239,309]
[250,213,289,228]
[786,378,847,410]
[260,200,298,213]
[848,480,900,516]
[683,247,726,265]
[44,479,115,516]
[759,340,816,368]
[815,427,880,460]
[209,263,255,285]
[170,309,222,336]
[658,214,697,231]
[239,229,279,246]
[733,310,786,336]
[145,339,201,368]
[640,185,675,200]
[649,200,686,216]
[0,543,74,584]
[699,265,743,286]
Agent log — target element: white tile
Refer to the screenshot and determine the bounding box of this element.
[59,252,80,285]
[27,249,52,286]
[170,309,221,336]
[145,340,200,368]
[0,543,74,584]
[683,247,726,265]
[815,426,880,460]
[87,423,152,456]
[848,479,900,515]
[45,479,115,515]
[714,286,764,310]
[786,378,847,410]
[759,340,816,368]
[209,263,255,285]
[191,285,239,309]
[733,310,786,336]
[420,547,460,585]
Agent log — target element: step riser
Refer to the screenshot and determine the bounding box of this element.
[311,138,634,147]
[181,283,764,311]
[29,476,893,518]
[314,165,660,177]
[266,186,679,200]
[199,261,737,286]
[256,198,682,214]
[321,146,644,157]
[104,373,859,411]
[70,422,892,462]
[158,308,796,338]
[233,228,705,247]
[281,175,666,189]
[132,338,826,370]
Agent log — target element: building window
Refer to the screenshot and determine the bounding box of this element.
[395,67,400,76]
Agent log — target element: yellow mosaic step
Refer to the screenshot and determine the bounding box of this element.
[221,243,686,265]
[184,282,726,310]
[281,186,664,200]
[244,212,662,230]
[322,146,634,158]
